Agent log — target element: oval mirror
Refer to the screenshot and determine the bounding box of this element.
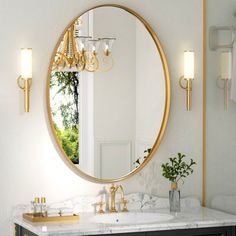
[47,5,170,183]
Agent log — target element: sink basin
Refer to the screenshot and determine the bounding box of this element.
[90,212,174,225]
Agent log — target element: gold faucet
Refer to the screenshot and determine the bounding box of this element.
[109,184,128,213]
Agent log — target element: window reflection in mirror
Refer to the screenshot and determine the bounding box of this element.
[50,72,79,164]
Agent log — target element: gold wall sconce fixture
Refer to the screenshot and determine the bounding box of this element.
[179,50,195,111]
[53,20,116,72]
[217,51,232,110]
[17,48,32,112]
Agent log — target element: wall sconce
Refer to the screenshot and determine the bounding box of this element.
[179,50,195,111]
[217,51,232,110]
[17,48,32,112]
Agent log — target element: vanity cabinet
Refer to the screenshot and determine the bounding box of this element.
[15,224,236,236]
[103,226,236,236]
[15,224,37,236]
[146,226,236,236]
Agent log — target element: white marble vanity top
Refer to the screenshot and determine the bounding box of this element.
[12,193,236,235]
[13,207,236,236]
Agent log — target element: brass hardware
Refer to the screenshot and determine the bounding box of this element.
[121,198,128,212]
[41,197,46,204]
[23,213,80,222]
[179,50,194,111]
[216,78,230,111]
[46,4,171,184]
[34,197,40,204]
[96,201,105,214]
[109,184,128,213]
[18,48,32,113]
[224,79,229,111]
[17,76,32,112]
[202,0,206,207]
[179,76,193,111]
[110,184,118,212]
[171,182,177,190]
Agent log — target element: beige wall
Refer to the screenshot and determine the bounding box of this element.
[0,0,203,235]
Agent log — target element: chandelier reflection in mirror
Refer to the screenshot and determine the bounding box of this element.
[53,19,116,72]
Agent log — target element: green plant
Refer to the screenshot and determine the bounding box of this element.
[161,153,196,184]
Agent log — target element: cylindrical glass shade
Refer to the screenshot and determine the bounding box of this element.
[21,48,32,79]
[100,38,116,55]
[184,50,194,79]
[220,51,232,79]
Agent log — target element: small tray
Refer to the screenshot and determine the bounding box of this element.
[23,213,80,223]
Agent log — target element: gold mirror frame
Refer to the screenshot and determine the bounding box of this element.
[46,4,171,183]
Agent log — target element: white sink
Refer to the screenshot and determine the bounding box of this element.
[90,212,174,225]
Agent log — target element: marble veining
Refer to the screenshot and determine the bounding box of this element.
[12,193,236,236]
[12,192,201,217]
[13,208,236,236]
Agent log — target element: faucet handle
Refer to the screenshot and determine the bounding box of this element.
[121,198,128,212]
[96,201,105,214]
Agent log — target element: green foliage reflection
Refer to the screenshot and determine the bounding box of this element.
[50,72,79,164]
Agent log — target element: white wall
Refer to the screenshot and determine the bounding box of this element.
[0,0,203,235]
[93,7,136,178]
[206,0,236,205]
[135,19,165,158]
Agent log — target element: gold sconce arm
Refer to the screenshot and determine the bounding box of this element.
[216,78,231,111]
[224,79,229,110]
[17,76,32,112]
[218,51,232,111]
[18,48,32,113]
[179,76,192,111]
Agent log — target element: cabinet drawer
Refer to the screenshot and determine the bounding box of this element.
[146,226,235,236]
[15,225,236,236]
[15,224,38,236]
[21,227,37,236]
[99,233,145,236]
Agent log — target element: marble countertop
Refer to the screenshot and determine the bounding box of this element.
[13,207,236,236]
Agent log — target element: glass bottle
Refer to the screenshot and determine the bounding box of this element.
[40,197,47,217]
[34,197,41,214]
